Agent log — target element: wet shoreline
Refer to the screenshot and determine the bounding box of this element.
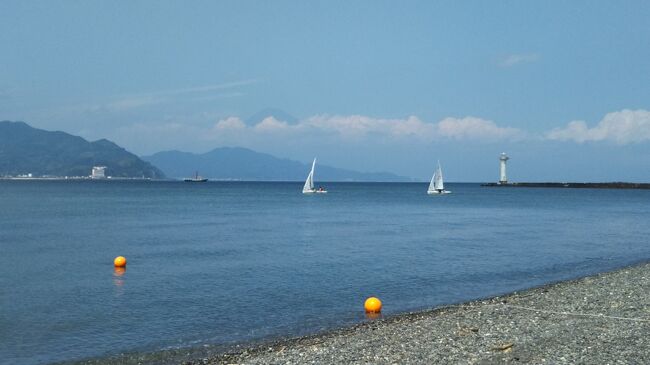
[68,261,650,364]
[201,261,650,364]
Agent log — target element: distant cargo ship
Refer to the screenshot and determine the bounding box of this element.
[184,172,208,182]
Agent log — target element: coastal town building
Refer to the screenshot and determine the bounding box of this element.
[91,166,107,179]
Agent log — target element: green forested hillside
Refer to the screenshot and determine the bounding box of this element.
[0,121,165,178]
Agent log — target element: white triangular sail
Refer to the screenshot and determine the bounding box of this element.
[427,170,437,193]
[428,161,450,194]
[302,158,316,193]
[433,162,444,191]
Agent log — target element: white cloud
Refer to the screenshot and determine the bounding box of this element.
[499,53,540,67]
[546,109,650,144]
[110,113,525,154]
[212,117,246,131]
[254,116,291,132]
[205,114,522,143]
[303,115,434,139]
[110,109,650,156]
[436,117,524,140]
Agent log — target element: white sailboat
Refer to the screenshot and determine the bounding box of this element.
[427,161,451,195]
[302,158,327,194]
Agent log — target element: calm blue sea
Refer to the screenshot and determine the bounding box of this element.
[1,181,649,364]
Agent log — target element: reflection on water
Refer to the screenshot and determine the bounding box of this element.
[113,267,126,294]
[365,312,382,320]
[2,181,650,365]
[113,267,126,277]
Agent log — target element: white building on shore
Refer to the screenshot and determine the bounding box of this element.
[91,166,107,179]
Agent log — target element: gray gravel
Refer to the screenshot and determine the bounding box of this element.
[69,263,650,365]
[202,262,650,364]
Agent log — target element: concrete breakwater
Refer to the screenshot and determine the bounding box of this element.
[482,182,650,189]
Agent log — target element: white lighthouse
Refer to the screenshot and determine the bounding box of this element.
[499,153,509,184]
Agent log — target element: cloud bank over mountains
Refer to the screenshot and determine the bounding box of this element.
[189,109,650,146]
[88,108,650,159]
[209,114,525,143]
[8,106,650,181]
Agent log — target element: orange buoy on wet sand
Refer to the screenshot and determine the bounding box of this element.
[114,256,127,267]
[364,297,382,313]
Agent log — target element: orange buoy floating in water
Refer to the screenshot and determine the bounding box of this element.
[364,297,382,313]
[114,256,127,267]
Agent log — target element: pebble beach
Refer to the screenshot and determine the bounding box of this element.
[203,262,650,365]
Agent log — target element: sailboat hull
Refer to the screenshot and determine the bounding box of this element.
[303,189,328,194]
[427,190,451,195]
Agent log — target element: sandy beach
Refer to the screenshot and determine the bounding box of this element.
[197,262,650,364]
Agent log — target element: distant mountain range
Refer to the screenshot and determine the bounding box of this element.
[0,120,407,181]
[0,121,164,178]
[143,147,409,181]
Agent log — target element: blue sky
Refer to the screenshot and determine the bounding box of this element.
[2,1,650,181]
